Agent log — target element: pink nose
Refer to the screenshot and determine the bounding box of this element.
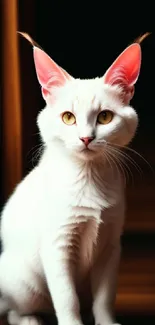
[80,137,95,147]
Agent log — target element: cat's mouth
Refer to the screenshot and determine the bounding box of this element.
[81,147,93,153]
[75,145,101,160]
[80,147,97,157]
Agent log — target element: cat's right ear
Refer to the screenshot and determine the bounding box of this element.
[33,47,73,100]
[103,43,142,103]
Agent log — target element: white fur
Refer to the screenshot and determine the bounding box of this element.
[0,76,138,325]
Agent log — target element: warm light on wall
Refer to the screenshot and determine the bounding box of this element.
[1,0,22,200]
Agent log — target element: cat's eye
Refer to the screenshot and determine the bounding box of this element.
[97,110,113,125]
[62,112,76,125]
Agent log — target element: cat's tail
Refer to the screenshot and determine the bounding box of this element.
[0,296,9,315]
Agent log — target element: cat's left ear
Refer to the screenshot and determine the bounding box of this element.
[104,43,141,103]
[33,47,73,100]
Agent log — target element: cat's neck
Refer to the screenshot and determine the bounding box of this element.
[39,141,107,173]
[38,141,123,192]
[38,142,123,209]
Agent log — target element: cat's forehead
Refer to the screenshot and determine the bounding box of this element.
[68,78,121,114]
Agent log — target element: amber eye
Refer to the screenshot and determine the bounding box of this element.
[62,112,76,125]
[97,110,113,125]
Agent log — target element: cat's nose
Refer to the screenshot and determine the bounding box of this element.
[80,137,95,147]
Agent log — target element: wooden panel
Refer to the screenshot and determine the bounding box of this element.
[1,0,22,200]
[124,177,155,232]
[115,242,155,314]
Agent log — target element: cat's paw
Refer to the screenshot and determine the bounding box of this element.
[8,310,42,325]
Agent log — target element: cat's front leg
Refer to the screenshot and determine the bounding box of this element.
[41,237,83,325]
[91,242,121,325]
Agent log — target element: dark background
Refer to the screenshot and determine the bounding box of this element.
[1,1,155,324]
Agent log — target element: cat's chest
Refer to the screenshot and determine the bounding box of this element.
[69,167,117,211]
[72,176,100,208]
[46,161,121,225]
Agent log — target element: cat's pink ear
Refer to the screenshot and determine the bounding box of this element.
[104,43,141,102]
[33,46,73,99]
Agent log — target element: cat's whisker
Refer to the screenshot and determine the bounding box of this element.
[104,149,128,185]
[110,153,127,185]
[98,140,106,142]
[110,148,134,179]
[31,144,44,167]
[101,148,124,183]
[32,131,41,136]
[107,145,143,178]
[96,140,107,144]
[105,148,133,185]
[100,150,115,176]
[109,142,154,174]
[27,143,42,157]
[116,155,134,185]
[27,143,43,166]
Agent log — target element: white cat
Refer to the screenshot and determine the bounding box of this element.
[0,37,141,325]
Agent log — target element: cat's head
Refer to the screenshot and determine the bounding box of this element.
[34,42,141,161]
